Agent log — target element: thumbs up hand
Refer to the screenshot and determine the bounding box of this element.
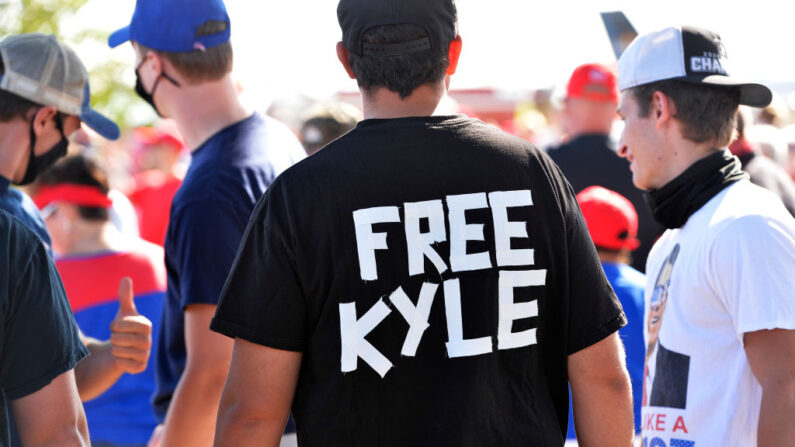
[109,277,153,374]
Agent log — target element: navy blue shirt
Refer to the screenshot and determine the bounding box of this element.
[152,113,304,421]
[0,176,51,248]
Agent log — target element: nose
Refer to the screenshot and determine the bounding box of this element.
[618,143,631,160]
[617,129,630,160]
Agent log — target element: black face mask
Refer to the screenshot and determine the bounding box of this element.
[134,60,180,117]
[19,112,68,185]
[644,150,748,229]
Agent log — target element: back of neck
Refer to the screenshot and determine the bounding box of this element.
[168,76,251,150]
[362,83,445,120]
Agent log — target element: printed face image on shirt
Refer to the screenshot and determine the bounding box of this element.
[342,190,545,378]
[643,244,690,409]
[647,244,679,360]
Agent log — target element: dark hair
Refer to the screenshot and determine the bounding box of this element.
[137,20,233,84]
[0,56,40,122]
[630,80,741,147]
[347,23,450,99]
[38,155,110,221]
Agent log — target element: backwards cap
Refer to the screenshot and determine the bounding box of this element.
[337,0,457,57]
[577,186,640,251]
[566,63,619,103]
[108,0,231,52]
[617,26,772,108]
[0,34,120,140]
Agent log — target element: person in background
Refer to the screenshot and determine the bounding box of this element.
[729,109,795,215]
[0,33,153,405]
[567,185,645,440]
[547,63,663,272]
[108,0,305,445]
[36,154,165,447]
[299,101,360,156]
[128,125,185,245]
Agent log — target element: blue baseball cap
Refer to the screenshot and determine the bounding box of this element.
[108,0,231,53]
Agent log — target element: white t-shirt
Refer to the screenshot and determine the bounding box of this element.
[641,180,795,447]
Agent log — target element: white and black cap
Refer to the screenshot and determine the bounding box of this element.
[617,26,772,108]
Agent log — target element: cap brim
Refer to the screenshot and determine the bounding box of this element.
[81,107,121,141]
[686,75,773,108]
[108,26,131,48]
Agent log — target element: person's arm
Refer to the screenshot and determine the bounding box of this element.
[568,331,634,446]
[159,304,234,447]
[214,339,302,447]
[744,329,795,447]
[74,277,152,401]
[11,369,89,447]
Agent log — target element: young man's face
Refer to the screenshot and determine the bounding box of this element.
[617,91,667,190]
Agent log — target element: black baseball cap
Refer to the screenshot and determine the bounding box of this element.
[337,0,457,57]
[618,26,772,108]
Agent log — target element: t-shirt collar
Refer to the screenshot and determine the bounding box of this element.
[0,175,10,194]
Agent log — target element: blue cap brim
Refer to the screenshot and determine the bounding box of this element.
[81,107,121,141]
[108,26,131,48]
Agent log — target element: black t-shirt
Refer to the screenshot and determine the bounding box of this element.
[0,210,88,446]
[212,115,625,446]
[547,133,665,272]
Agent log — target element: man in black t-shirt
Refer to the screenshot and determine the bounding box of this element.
[211,1,633,446]
[0,209,89,446]
[547,63,663,272]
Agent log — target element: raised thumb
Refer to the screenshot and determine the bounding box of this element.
[117,277,138,316]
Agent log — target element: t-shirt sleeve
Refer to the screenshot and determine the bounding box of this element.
[1,236,88,400]
[172,200,249,308]
[709,214,795,338]
[211,185,307,351]
[540,155,627,354]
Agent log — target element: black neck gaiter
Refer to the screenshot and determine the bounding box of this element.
[644,150,748,229]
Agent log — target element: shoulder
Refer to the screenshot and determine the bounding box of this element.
[702,181,793,234]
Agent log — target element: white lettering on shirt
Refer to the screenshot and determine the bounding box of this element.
[404,200,448,276]
[389,283,438,356]
[489,190,534,267]
[497,269,546,350]
[353,206,400,281]
[447,192,493,272]
[339,300,393,377]
[443,278,494,357]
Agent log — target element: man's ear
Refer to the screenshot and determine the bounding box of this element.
[31,106,58,138]
[446,35,462,75]
[336,42,355,79]
[652,90,676,130]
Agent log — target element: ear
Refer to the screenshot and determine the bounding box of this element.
[31,106,59,137]
[446,35,463,75]
[651,90,676,129]
[336,42,356,79]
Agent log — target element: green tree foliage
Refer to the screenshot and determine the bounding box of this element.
[0,0,145,130]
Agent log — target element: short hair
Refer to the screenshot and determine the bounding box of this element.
[136,20,233,84]
[0,56,40,122]
[37,155,110,222]
[347,23,450,99]
[630,80,741,148]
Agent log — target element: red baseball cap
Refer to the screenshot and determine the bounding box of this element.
[566,63,619,103]
[133,125,185,152]
[576,186,640,251]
